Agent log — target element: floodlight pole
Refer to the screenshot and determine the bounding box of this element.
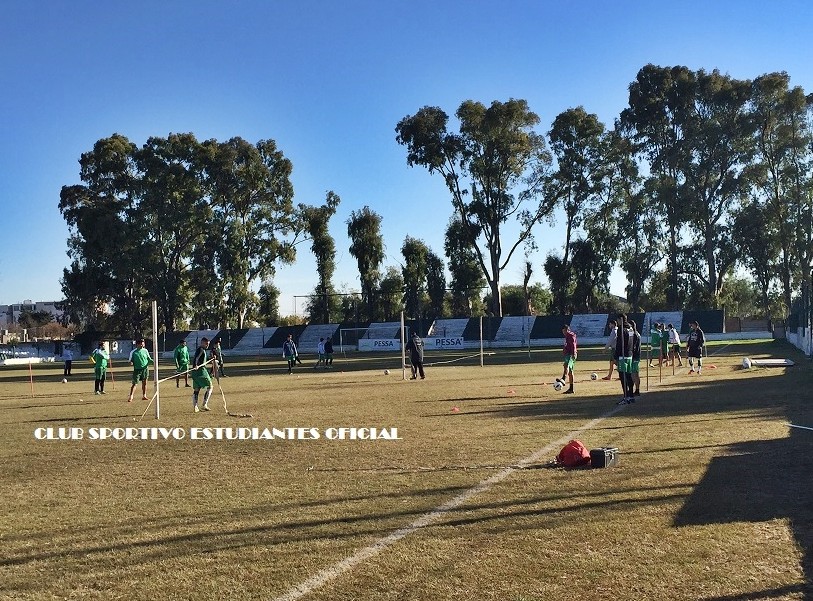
[401,311,407,381]
[152,301,160,420]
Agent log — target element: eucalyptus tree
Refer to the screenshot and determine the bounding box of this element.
[443,216,485,316]
[748,72,813,313]
[59,134,152,334]
[257,280,281,327]
[401,236,430,320]
[570,238,614,313]
[202,137,298,328]
[732,201,781,318]
[136,133,210,331]
[544,107,611,310]
[347,206,385,321]
[379,266,405,321]
[425,250,447,319]
[600,129,667,312]
[396,99,554,316]
[301,191,341,323]
[678,69,756,304]
[621,65,696,308]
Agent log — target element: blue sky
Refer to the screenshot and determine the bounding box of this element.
[2,1,812,316]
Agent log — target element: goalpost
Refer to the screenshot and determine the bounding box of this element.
[339,316,488,373]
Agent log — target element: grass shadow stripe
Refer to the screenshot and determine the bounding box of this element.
[270,403,626,601]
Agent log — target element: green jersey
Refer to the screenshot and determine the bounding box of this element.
[91,348,109,369]
[129,347,153,370]
[174,344,190,367]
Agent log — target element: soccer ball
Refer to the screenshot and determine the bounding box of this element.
[553,380,563,391]
[62,378,67,383]
[591,372,598,380]
[384,369,390,375]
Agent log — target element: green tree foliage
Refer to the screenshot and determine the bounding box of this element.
[485,284,551,317]
[17,310,54,330]
[747,73,813,313]
[379,267,404,321]
[401,236,430,319]
[544,107,615,313]
[570,238,612,313]
[621,65,696,309]
[678,70,755,304]
[202,137,299,328]
[59,133,299,333]
[425,251,448,319]
[732,201,781,318]
[59,134,152,336]
[347,206,385,321]
[714,275,761,319]
[138,134,209,331]
[543,254,572,313]
[302,191,341,323]
[396,99,554,316]
[257,280,281,327]
[443,216,485,317]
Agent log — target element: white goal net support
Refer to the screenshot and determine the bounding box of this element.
[340,315,489,373]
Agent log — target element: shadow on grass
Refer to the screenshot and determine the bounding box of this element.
[0,480,695,571]
[699,584,806,600]
[674,413,813,600]
[472,340,813,598]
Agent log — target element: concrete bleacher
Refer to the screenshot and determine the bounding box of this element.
[643,311,683,334]
[428,318,468,338]
[184,329,221,348]
[153,309,744,357]
[297,324,340,354]
[569,313,608,343]
[529,316,570,341]
[232,327,277,354]
[364,322,401,339]
[493,316,536,347]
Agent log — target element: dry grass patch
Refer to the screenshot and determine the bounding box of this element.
[0,341,811,600]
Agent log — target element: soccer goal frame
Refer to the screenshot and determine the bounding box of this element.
[338,325,411,355]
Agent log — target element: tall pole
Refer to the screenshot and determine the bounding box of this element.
[401,311,407,381]
[480,316,484,367]
[152,301,160,420]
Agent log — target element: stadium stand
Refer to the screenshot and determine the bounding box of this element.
[467,317,502,341]
[494,316,536,347]
[428,318,468,338]
[297,324,340,354]
[529,315,570,340]
[184,329,221,348]
[161,331,190,353]
[264,326,307,349]
[232,327,277,354]
[364,322,402,339]
[643,311,683,334]
[150,309,745,357]
[569,313,608,340]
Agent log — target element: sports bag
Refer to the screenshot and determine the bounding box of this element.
[556,439,591,468]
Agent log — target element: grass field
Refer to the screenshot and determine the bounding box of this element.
[1,341,812,601]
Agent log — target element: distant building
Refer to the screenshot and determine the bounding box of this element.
[0,300,64,329]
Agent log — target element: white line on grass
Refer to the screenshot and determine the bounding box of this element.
[271,404,626,601]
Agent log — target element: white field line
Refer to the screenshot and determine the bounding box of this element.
[271,404,626,601]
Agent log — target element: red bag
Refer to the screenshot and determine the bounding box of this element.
[556,439,591,468]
